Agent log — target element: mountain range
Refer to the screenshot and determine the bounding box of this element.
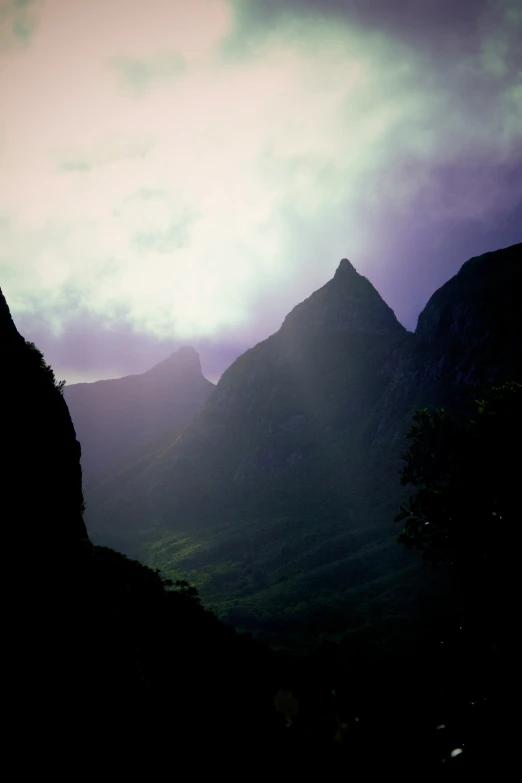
[2,243,518,770]
[83,243,521,650]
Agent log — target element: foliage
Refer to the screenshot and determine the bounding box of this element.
[396,381,522,587]
[25,340,66,394]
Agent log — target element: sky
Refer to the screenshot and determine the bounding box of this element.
[1,0,521,384]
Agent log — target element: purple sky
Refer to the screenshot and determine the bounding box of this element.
[1,0,521,383]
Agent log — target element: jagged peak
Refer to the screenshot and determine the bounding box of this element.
[145,345,205,378]
[280,257,405,337]
[334,257,358,279]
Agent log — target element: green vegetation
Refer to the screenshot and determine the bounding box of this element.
[25,339,66,394]
[141,509,440,656]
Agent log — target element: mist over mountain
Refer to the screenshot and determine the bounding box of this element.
[64,346,214,484]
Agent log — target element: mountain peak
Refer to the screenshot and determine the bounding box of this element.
[334,257,358,278]
[169,345,202,372]
[171,345,199,360]
[65,343,214,483]
[280,257,405,337]
[146,345,203,377]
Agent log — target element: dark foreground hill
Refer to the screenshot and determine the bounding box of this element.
[0,286,283,770]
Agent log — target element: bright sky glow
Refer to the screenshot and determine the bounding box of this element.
[1,0,521,381]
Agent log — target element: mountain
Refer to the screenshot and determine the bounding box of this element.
[85,244,521,650]
[86,257,410,537]
[64,345,214,484]
[0,276,520,778]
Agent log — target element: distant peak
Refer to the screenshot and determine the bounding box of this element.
[172,345,198,359]
[334,258,358,278]
[145,345,203,378]
[166,346,202,371]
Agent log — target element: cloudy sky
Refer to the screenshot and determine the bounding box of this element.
[1,0,521,383]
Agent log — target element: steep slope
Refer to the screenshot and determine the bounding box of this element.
[1,287,87,548]
[371,242,522,439]
[167,258,409,517]
[65,345,214,484]
[85,244,521,649]
[1,285,90,761]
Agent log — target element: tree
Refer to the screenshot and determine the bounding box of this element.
[396,382,521,640]
[25,340,66,394]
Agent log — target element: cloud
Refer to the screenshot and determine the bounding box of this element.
[109,52,185,95]
[0,0,40,49]
[58,134,155,173]
[1,0,521,381]
[60,161,92,173]
[14,303,251,385]
[133,219,192,254]
[228,0,491,54]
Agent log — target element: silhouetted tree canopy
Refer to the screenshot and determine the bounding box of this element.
[397,382,521,564]
[25,339,66,393]
[396,382,521,646]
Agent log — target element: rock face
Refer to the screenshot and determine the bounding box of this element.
[0,287,88,548]
[64,345,215,484]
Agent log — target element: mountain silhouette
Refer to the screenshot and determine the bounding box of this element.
[83,244,522,648]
